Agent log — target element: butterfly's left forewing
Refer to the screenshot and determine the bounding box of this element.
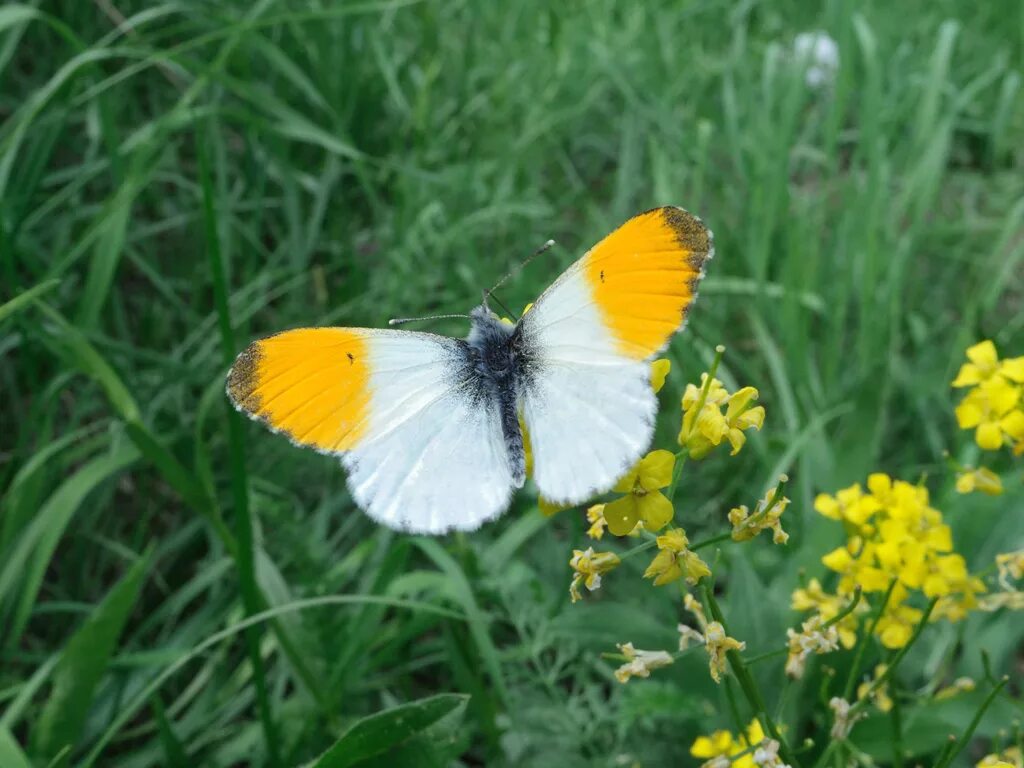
[518,206,712,503]
[227,328,514,533]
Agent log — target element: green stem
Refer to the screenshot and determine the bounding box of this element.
[691,532,733,551]
[842,579,898,701]
[933,675,1009,768]
[891,678,904,768]
[702,583,801,768]
[666,453,688,503]
[199,127,281,767]
[823,587,863,630]
[723,677,748,737]
[848,597,939,718]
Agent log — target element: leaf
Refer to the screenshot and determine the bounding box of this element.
[35,302,140,422]
[33,549,151,759]
[77,197,131,328]
[0,278,59,324]
[0,442,139,650]
[0,728,32,768]
[308,694,469,768]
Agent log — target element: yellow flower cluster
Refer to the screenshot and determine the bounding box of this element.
[643,528,710,586]
[568,548,620,603]
[613,642,674,683]
[977,747,1023,768]
[690,719,769,768]
[955,466,1003,495]
[679,371,765,459]
[729,482,790,544]
[953,340,1024,453]
[856,664,893,713]
[809,473,984,647]
[979,549,1024,612]
[785,613,840,679]
[678,594,745,684]
[790,578,864,648]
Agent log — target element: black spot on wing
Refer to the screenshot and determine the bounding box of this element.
[660,206,712,270]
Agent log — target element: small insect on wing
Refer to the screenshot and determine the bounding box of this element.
[518,206,713,503]
[226,327,515,533]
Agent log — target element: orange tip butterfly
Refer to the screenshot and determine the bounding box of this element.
[226,206,713,533]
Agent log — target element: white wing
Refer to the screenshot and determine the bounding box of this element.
[518,271,658,502]
[517,206,712,503]
[342,331,515,534]
[227,327,514,534]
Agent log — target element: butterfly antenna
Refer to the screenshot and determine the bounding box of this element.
[388,313,471,327]
[484,238,556,302]
[486,292,516,321]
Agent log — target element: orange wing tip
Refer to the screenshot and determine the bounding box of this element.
[657,205,715,269]
[224,328,372,454]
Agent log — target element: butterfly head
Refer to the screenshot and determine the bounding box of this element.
[467,302,515,357]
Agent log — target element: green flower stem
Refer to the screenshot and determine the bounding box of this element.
[723,677,748,738]
[933,675,1009,768]
[822,587,863,630]
[691,531,733,551]
[617,538,659,560]
[701,583,801,768]
[810,601,938,768]
[666,452,688,503]
[676,344,726,461]
[847,597,939,718]
[744,474,789,529]
[890,678,904,768]
[842,579,898,701]
[743,647,789,666]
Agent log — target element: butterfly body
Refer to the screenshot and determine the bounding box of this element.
[227,206,713,533]
[464,305,531,488]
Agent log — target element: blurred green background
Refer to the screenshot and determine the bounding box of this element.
[1,1,1022,766]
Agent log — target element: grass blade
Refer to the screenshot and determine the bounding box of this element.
[33,549,152,760]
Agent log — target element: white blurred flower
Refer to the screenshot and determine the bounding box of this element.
[793,31,839,88]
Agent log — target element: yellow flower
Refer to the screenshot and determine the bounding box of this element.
[808,473,986,646]
[650,358,671,393]
[977,747,1023,768]
[690,720,765,768]
[874,593,923,649]
[585,504,607,539]
[813,483,883,527]
[568,548,620,603]
[791,578,862,648]
[828,697,863,740]
[955,377,1024,451]
[603,450,675,535]
[955,466,1003,495]
[952,340,1024,387]
[856,664,893,713]
[785,614,840,679]
[679,593,744,683]
[978,590,1024,611]
[613,642,674,683]
[678,375,765,459]
[934,676,975,700]
[729,483,790,544]
[643,528,710,586]
[996,550,1024,590]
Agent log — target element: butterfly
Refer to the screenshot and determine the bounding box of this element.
[226,206,713,533]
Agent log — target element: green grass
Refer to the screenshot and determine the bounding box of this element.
[1,1,1023,766]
